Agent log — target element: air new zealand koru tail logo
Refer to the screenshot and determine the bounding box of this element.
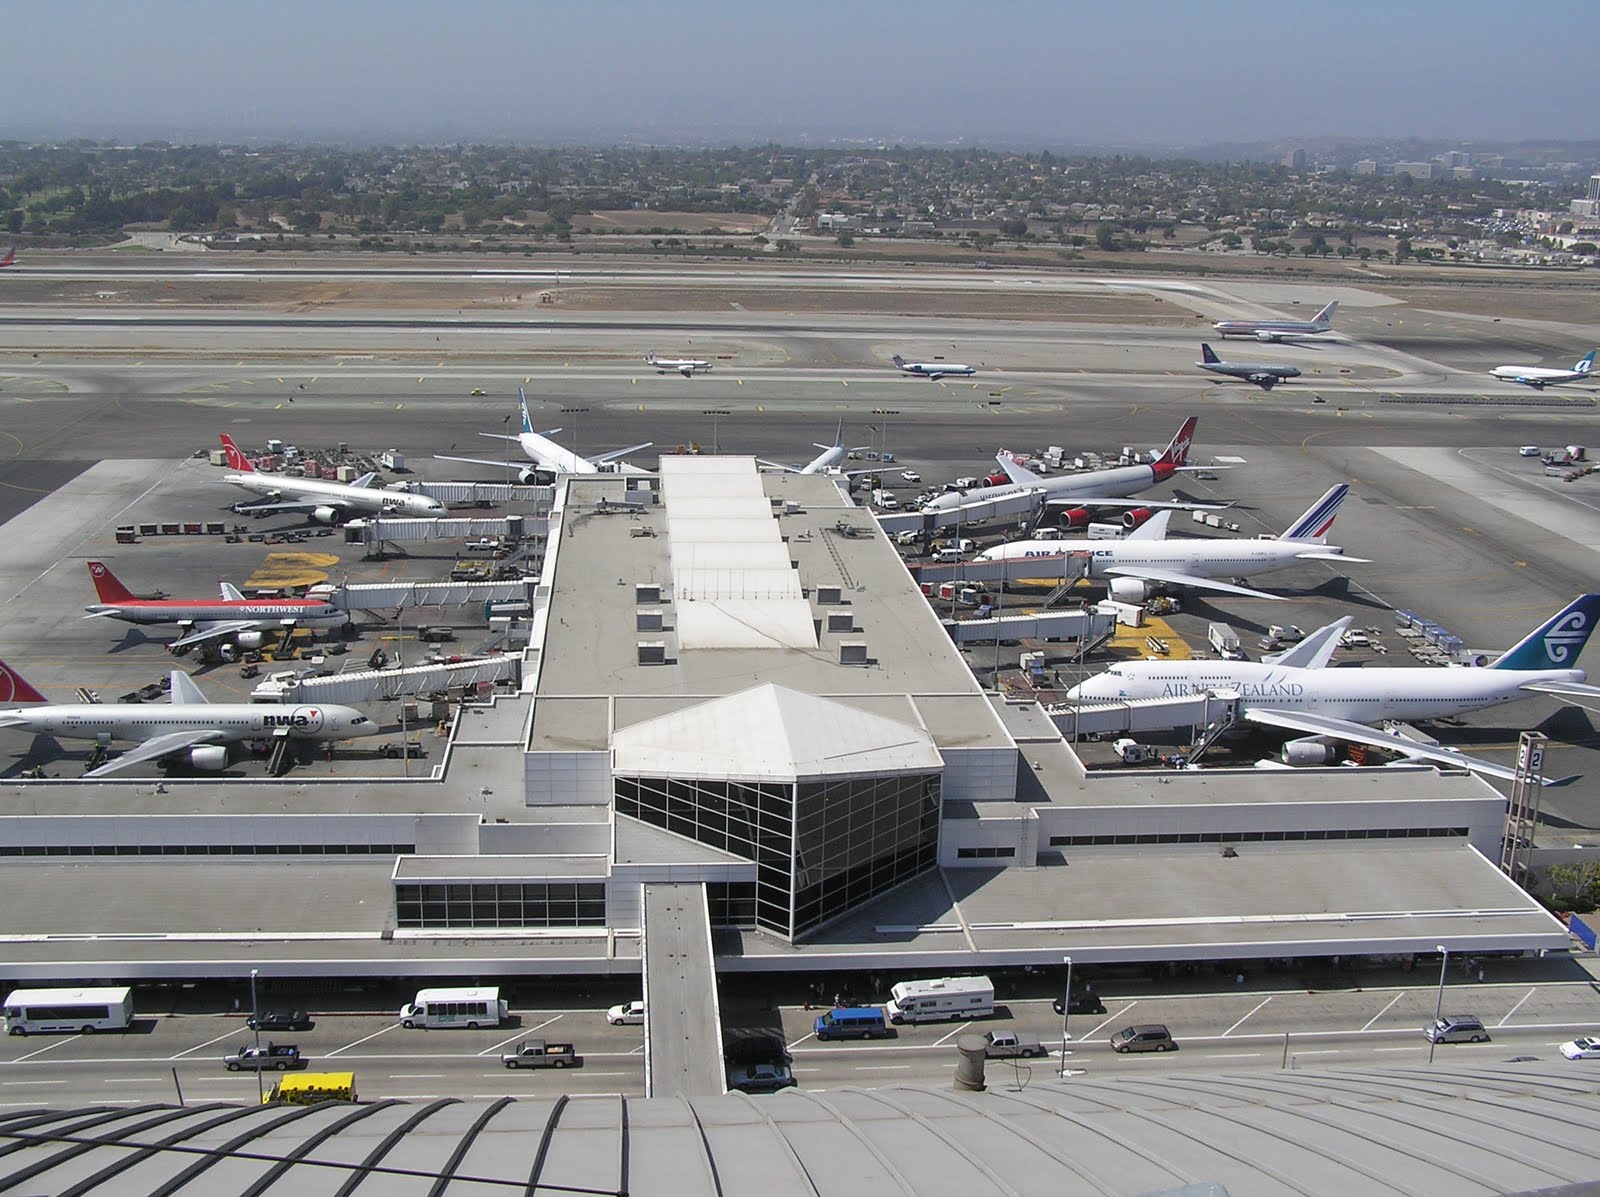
[1544,610,1588,663]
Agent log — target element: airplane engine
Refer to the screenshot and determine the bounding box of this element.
[1108,577,1151,603]
[1060,508,1093,529]
[236,631,264,650]
[1256,331,1279,343]
[1120,508,1154,529]
[985,472,1010,487]
[517,467,543,485]
[186,745,230,771]
[1256,376,1277,390]
[1281,737,1340,766]
[311,506,342,525]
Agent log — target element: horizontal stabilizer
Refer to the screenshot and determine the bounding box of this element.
[434,454,528,472]
[1294,551,1371,563]
[1101,564,1287,601]
[587,441,653,465]
[1520,679,1600,706]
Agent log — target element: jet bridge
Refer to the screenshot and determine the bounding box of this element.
[342,514,547,545]
[912,553,1090,588]
[320,578,534,613]
[875,487,1046,534]
[944,608,1115,645]
[1045,689,1242,739]
[249,655,521,704]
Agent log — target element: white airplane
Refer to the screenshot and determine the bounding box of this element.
[219,435,445,522]
[921,416,1223,523]
[757,420,876,475]
[1065,594,1600,783]
[978,485,1363,602]
[435,388,652,482]
[645,351,712,376]
[1489,350,1596,390]
[0,660,380,778]
[1212,301,1338,342]
[892,354,976,380]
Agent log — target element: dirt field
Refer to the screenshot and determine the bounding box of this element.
[575,211,770,234]
[1392,285,1600,326]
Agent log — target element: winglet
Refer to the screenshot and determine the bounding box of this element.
[1279,484,1350,542]
[87,561,138,604]
[219,434,254,472]
[168,671,208,705]
[0,660,48,704]
[1155,417,1199,467]
[1491,594,1600,670]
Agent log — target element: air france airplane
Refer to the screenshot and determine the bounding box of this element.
[891,354,976,380]
[1489,350,1596,390]
[436,388,651,482]
[1065,594,1600,783]
[1212,301,1338,342]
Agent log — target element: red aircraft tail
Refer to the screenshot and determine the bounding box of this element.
[1154,416,1198,468]
[87,561,138,604]
[219,434,255,472]
[0,660,48,704]
[0,246,15,268]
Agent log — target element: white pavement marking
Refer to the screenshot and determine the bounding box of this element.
[326,1023,399,1058]
[1373,1046,1418,1053]
[785,1032,815,1051]
[1294,1049,1340,1056]
[931,1022,973,1047]
[574,1071,630,1078]
[10,1038,78,1064]
[480,1016,561,1056]
[390,1074,445,1079]
[1361,991,1408,1031]
[1498,989,1537,1027]
[168,1028,242,1060]
[104,1078,162,1084]
[0,1080,68,1086]
[855,1065,912,1071]
[1207,1053,1265,1060]
[1082,1004,1136,1041]
[1223,997,1273,1036]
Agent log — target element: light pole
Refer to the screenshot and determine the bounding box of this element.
[250,968,263,1102]
[1428,944,1448,1064]
[702,409,730,455]
[560,406,589,460]
[1058,955,1073,1076]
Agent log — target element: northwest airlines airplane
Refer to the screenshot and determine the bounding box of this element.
[645,351,711,376]
[891,354,976,380]
[977,484,1363,602]
[1212,301,1338,342]
[83,561,349,651]
[1065,594,1600,783]
[0,660,379,778]
[436,388,651,482]
[220,435,445,521]
[1489,350,1596,390]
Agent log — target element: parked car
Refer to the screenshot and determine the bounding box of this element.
[1053,989,1105,1016]
[247,1010,315,1032]
[224,1042,304,1071]
[607,1001,646,1026]
[1109,1024,1175,1053]
[900,470,921,483]
[1424,1015,1488,1044]
[728,1062,798,1093]
[1560,1036,1600,1060]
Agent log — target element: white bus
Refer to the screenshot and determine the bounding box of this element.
[884,976,995,1024]
[398,986,507,1029]
[3,987,135,1036]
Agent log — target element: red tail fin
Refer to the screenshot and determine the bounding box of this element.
[1156,417,1198,467]
[0,246,14,268]
[87,561,137,603]
[0,660,47,704]
[219,434,254,472]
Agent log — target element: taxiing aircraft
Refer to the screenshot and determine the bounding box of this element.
[1212,301,1338,342]
[1065,594,1600,784]
[219,435,445,522]
[757,420,876,475]
[0,246,15,268]
[1198,343,1302,389]
[978,484,1363,602]
[83,561,349,652]
[1489,350,1596,390]
[435,388,651,482]
[921,416,1223,525]
[891,354,976,380]
[0,659,380,778]
[645,352,712,376]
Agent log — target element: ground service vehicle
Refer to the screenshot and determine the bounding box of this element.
[1208,622,1244,660]
[728,1062,798,1093]
[226,1042,303,1071]
[399,987,507,1029]
[502,1039,582,1068]
[813,1007,891,1040]
[264,1072,357,1105]
[982,1029,1047,1059]
[1110,1024,1175,1053]
[607,1001,646,1025]
[885,976,996,1024]
[3,987,134,1035]
[248,1009,315,1032]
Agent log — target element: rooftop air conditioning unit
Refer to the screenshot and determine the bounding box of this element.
[816,585,843,606]
[637,641,666,666]
[839,641,868,665]
[635,583,662,605]
[826,612,855,634]
[637,610,664,632]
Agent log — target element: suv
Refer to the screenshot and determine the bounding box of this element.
[1053,989,1105,1016]
[1424,1015,1489,1044]
[247,1010,315,1032]
[1109,1024,1175,1053]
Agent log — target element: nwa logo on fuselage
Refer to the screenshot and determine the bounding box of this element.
[1544,611,1589,664]
[258,707,324,733]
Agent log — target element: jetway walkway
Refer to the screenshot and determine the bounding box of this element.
[321,578,534,612]
[342,514,548,547]
[402,480,554,507]
[912,553,1090,588]
[874,487,1045,534]
[641,883,725,1098]
[1045,690,1241,739]
[249,654,521,704]
[944,608,1115,645]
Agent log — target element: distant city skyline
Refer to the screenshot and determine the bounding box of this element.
[8,0,1594,146]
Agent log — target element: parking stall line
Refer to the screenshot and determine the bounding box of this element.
[10,1038,77,1064]
[169,1028,245,1060]
[0,1080,69,1086]
[1223,997,1273,1037]
[1208,1053,1264,1060]
[1497,989,1537,1027]
[480,1016,562,1056]
[1081,1004,1136,1041]
[326,1023,400,1058]
[931,1022,973,1048]
[1361,991,1407,1031]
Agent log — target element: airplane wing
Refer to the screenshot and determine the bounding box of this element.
[1262,618,1353,668]
[1100,564,1288,601]
[995,454,1043,485]
[83,729,229,779]
[586,442,653,466]
[1044,497,1231,512]
[434,454,530,471]
[1239,707,1552,785]
[168,620,299,651]
[234,499,326,515]
[755,459,800,473]
[1520,679,1600,710]
[1247,374,1278,389]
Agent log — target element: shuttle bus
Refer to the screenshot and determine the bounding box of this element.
[884,976,995,1024]
[3,987,135,1036]
[398,986,507,1029]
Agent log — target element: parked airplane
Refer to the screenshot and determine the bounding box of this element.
[0,660,380,778]
[1489,350,1596,390]
[892,354,976,380]
[1197,343,1302,389]
[1212,301,1338,342]
[0,246,15,268]
[82,561,349,652]
[757,420,876,475]
[219,435,445,521]
[921,416,1223,524]
[1065,594,1600,783]
[435,388,652,482]
[645,352,711,376]
[978,485,1363,602]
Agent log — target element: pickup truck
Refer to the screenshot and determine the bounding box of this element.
[501,1039,583,1069]
[981,1029,1048,1059]
[225,1042,304,1071]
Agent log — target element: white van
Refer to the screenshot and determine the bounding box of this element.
[399,986,508,1029]
[885,975,995,1024]
[932,547,966,563]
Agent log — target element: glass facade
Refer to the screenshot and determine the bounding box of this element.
[616,770,940,940]
[394,881,607,929]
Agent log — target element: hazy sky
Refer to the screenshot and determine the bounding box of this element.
[7,0,1592,145]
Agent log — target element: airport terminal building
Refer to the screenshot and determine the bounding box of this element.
[0,457,1566,983]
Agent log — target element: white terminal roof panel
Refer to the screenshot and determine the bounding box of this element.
[676,600,819,649]
[672,543,794,573]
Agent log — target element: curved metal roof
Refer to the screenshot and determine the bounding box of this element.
[4,1063,1600,1195]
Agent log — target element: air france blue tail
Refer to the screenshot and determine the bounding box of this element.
[1491,594,1600,670]
[1575,350,1596,376]
[518,387,534,434]
[1279,484,1349,541]
[1200,343,1222,365]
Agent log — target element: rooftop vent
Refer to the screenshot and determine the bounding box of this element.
[826,611,855,634]
[637,641,666,666]
[839,641,868,665]
[816,585,843,606]
[637,609,664,632]
[635,583,662,605]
